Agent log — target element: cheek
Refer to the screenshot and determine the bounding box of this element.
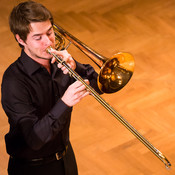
[32,41,46,52]
[51,36,55,45]
[26,40,39,49]
[50,33,56,44]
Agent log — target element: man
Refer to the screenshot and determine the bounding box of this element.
[1,1,101,175]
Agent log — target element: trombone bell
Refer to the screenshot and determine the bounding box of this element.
[98,52,134,93]
[53,24,134,93]
[49,24,171,169]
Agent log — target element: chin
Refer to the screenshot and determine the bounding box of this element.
[43,55,52,60]
[37,52,52,60]
[44,51,53,58]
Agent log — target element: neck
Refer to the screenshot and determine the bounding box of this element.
[42,61,51,73]
[24,49,51,74]
[31,57,51,74]
[39,60,51,74]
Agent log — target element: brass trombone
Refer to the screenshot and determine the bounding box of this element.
[47,24,171,169]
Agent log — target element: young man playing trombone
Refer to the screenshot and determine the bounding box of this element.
[1,1,101,174]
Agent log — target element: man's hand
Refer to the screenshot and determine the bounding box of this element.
[50,49,76,74]
[61,80,90,107]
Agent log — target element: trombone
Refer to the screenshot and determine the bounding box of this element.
[46,24,171,169]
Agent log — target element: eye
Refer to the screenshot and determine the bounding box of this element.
[47,30,53,36]
[35,36,42,41]
[47,27,54,36]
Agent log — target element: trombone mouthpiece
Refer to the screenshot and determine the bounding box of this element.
[46,46,54,54]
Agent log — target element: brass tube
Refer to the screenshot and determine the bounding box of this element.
[47,47,171,169]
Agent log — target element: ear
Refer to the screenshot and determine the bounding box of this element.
[15,34,26,47]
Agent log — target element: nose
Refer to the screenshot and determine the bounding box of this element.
[43,35,53,47]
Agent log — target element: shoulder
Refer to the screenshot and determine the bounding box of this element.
[1,58,26,90]
[3,57,22,75]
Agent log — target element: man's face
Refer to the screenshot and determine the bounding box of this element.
[20,20,55,60]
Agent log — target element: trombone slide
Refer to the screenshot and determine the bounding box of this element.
[47,47,171,169]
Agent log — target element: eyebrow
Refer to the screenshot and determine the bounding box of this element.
[32,26,53,38]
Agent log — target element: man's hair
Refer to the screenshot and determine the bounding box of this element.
[9,1,54,48]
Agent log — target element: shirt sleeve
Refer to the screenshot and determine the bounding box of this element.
[1,60,102,152]
[1,72,72,151]
[75,60,102,94]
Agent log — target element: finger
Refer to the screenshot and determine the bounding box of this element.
[72,80,89,89]
[76,84,87,93]
[57,63,63,68]
[68,61,76,70]
[61,63,75,74]
[70,81,82,89]
[57,50,71,61]
[84,79,90,85]
[63,68,69,74]
[51,57,56,64]
[49,49,68,60]
[77,90,90,101]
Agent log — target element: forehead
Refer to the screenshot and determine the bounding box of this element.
[29,20,52,34]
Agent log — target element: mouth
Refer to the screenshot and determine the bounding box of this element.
[34,49,52,60]
[46,45,56,53]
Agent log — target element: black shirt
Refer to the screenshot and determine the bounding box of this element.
[1,50,101,159]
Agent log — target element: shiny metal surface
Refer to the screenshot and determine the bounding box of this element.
[48,24,171,169]
[53,24,134,93]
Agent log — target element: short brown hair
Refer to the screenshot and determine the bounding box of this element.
[9,1,53,48]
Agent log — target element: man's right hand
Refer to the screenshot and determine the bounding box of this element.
[61,80,90,107]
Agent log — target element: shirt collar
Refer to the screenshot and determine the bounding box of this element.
[19,49,59,77]
[19,50,46,75]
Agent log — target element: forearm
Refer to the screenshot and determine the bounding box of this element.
[2,95,72,151]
